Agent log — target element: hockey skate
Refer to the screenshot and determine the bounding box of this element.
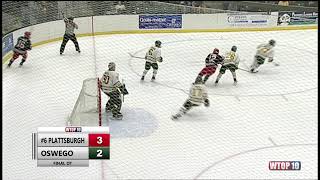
[214,80,219,86]
[141,76,145,81]
[151,76,156,81]
[112,113,123,120]
[171,113,182,120]
[19,60,25,67]
[233,80,237,86]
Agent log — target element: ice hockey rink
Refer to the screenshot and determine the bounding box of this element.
[3,29,318,179]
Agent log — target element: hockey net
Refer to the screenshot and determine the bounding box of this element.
[68,78,102,126]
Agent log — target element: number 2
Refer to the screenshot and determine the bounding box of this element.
[97,150,103,157]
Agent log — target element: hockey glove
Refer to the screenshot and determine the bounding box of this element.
[268,58,274,62]
[204,99,210,107]
[158,57,163,62]
[121,84,129,95]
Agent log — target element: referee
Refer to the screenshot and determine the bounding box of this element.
[60,17,80,55]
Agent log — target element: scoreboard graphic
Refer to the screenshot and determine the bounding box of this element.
[32,127,110,167]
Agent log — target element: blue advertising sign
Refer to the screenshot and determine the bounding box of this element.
[139,15,182,29]
[2,33,13,57]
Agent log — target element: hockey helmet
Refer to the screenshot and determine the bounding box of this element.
[24,31,31,39]
[108,62,116,71]
[68,17,74,21]
[213,48,219,54]
[155,40,162,48]
[231,46,237,52]
[269,39,276,46]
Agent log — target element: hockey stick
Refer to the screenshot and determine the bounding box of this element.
[121,79,124,103]
[237,67,250,72]
[128,53,145,60]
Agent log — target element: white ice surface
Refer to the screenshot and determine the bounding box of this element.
[2,30,318,179]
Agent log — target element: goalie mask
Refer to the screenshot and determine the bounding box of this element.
[108,62,116,71]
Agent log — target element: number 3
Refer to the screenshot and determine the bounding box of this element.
[97,136,103,144]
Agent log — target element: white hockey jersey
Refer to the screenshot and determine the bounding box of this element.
[145,46,161,63]
[101,70,122,93]
[223,50,240,66]
[188,83,208,105]
[255,43,275,59]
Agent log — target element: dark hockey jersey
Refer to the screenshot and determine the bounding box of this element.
[205,53,224,67]
[14,36,32,53]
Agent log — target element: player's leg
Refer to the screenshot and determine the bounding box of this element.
[172,100,194,120]
[70,34,80,53]
[60,34,70,55]
[203,67,215,84]
[215,65,227,85]
[19,52,28,67]
[250,55,265,73]
[229,64,238,85]
[7,51,20,67]
[172,100,200,120]
[109,91,123,119]
[104,92,112,112]
[141,62,151,80]
[151,63,158,80]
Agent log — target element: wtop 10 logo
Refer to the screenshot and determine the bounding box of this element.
[269,161,301,170]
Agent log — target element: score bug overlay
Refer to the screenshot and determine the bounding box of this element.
[32,127,110,167]
[269,161,301,170]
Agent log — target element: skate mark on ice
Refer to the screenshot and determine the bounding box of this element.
[268,137,277,146]
[193,143,317,179]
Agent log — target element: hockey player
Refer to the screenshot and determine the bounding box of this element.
[141,40,163,81]
[215,46,240,86]
[172,76,210,120]
[195,48,224,84]
[60,17,80,55]
[250,39,276,73]
[7,31,32,67]
[101,62,129,120]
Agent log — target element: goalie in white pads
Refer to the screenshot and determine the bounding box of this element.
[171,76,210,120]
[101,62,128,120]
[141,40,163,81]
[250,39,276,73]
[215,46,240,86]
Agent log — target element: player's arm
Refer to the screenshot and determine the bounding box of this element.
[74,22,78,29]
[235,54,240,67]
[267,49,275,62]
[27,40,32,50]
[155,48,163,62]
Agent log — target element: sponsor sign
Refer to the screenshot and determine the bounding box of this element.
[2,33,13,57]
[139,15,182,29]
[278,11,318,26]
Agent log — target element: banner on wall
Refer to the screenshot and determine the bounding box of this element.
[2,33,13,58]
[226,13,270,27]
[278,12,318,26]
[139,15,182,29]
